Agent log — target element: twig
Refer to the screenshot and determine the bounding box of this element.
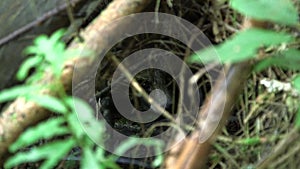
[0,0,83,47]
[110,54,177,124]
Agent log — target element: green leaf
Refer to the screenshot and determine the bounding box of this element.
[95,147,121,169]
[22,29,73,81]
[34,35,48,47]
[292,75,300,93]
[5,139,75,169]
[17,56,43,81]
[296,107,300,128]
[9,117,68,152]
[66,97,104,144]
[255,49,300,72]
[41,139,74,169]
[49,29,65,44]
[189,28,293,64]
[152,153,164,168]
[26,94,68,114]
[24,45,42,55]
[50,42,65,77]
[237,137,261,145]
[67,113,86,139]
[49,40,65,61]
[81,148,100,169]
[230,0,298,26]
[0,85,37,103]
[44,29,65,63]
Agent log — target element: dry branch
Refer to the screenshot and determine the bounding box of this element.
[0,0,150,165]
